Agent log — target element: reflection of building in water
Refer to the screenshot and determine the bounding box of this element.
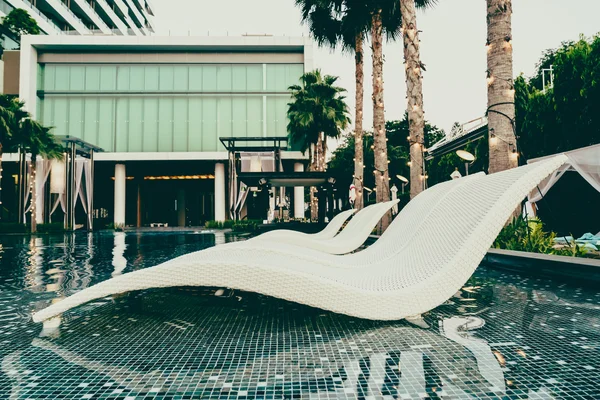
[24,237,44,291]
[112,232,128,277]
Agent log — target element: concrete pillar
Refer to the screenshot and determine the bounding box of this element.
[177,189,186,227]
[114,163,126,227]
[293,162,304,219]
[214,162,226,222]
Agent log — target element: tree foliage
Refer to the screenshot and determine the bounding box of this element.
[2,8,40,37]
[0,95,58,156]
[328,113,445,208]
[516,34,600,160]
[287,69,351,165]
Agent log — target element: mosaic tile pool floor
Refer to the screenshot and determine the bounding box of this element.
[0,231,599,399]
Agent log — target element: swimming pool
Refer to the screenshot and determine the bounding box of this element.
[0,232,598,399]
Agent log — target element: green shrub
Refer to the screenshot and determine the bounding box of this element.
[232,220,261,232]
[105,223,125,231]
[205,220,235,229]
[0,223,27,233]
[37,223,66,233]
[494,217,588,257]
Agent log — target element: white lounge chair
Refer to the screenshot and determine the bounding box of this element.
[32,155,567,322]
[235,200,399,255]
[260,208,356,241]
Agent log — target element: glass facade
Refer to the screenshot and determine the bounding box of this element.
[37,64,303,152]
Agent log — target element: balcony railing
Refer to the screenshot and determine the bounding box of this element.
[73,0,110,32]
[52,0,91,33]
[7,0,63,33]
[0,0,14,15]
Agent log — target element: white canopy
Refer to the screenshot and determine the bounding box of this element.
[527,143,600,202]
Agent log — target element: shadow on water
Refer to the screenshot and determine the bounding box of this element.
[0,232,598,398]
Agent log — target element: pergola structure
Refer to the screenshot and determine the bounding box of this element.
[18,136,103,231]
[426,117,488,160]
[219,136,336,223]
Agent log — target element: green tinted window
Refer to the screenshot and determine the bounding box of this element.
[37,63,301,152]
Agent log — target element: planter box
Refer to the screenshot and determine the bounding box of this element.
[482,249,600,286]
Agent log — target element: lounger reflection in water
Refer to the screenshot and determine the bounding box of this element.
[227,200,398,255]
[32,155,568,322]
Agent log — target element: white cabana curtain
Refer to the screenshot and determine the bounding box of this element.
[74,160,84,211]
[24,159,51,221]
[528,143,600,202]
[229,152,237,220]
[230,152,277,220]
[48,159,93,227]
[83,161,93,227]
[50,160,67,221]
[21,162,31,223]
[568,144,600,193]
[75,160,94,227]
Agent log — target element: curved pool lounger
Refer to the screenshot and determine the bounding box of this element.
[32,156,567,322]
[229,200,398,255]
[258,208,356,241]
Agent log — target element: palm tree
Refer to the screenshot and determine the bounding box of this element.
[0,96,28,218]
[371,6,391,233]
[295,0,368,210]
[399,0,437,201]
[294,0,434,224]
[287,69,351,220]
[486,0,517,173]
[18,118,62,233]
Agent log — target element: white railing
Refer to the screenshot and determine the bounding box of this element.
[95,0,129,35]
[73,0,111,32]
[6,0,63,33]
[0,0,14,15]
[44,0,90,34]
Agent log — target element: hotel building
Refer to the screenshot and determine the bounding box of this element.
[15,35,311,228]
[0,0,155,35]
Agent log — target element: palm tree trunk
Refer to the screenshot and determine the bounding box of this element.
[371,9,391,234]
[321,133,327,171]
[30,155,37,233]
[354,34,365,211]
[0,143,3,220]
[487,0,517,174]
[310,141,319,221]
[401,0,426,200]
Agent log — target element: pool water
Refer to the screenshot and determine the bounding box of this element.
[0,232,598,399]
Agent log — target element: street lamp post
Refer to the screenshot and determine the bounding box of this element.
[364,187,373,203]
[456,150,476,176]
[396,175,409,194]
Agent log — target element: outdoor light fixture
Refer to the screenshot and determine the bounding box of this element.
[258,178,267,186]
[456,150,475,176]
[327,177,336,185]
[363,186,373,202]
[143,175,214,180]
[396,175,408,194]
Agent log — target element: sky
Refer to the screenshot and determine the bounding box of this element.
[152,0,600,138]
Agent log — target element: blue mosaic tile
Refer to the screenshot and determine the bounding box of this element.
[0,232,598,399]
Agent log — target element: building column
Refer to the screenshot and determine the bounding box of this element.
[114,163,126,227]
[294,162,304,219]
[214,162,226,222]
